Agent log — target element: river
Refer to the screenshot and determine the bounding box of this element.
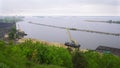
[16,16,120,49]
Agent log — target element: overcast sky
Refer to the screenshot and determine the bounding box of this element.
[0,0,120,16]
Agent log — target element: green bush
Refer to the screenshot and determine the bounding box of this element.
[0,40,6,50]
[83,51,120,68]
[8,28,18,40]
[0,40,67,68]
[72,51,87,68]
[14,40,73,68]
[1,40,120,68]
[99,54,120,68]
[0,42,27,68]
[0,63,9,68]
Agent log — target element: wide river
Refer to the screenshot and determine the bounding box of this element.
[17,16,120,49]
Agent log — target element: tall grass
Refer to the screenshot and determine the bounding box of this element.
[0,40,120,68]
[83,51,120,68]
[0,40,72,68]
[14,40,73,68]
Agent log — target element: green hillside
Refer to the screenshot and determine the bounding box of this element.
[0,40,120,68]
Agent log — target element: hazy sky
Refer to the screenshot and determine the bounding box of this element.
[0,0,120,16]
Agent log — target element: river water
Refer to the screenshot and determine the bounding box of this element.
[16,16,120,49]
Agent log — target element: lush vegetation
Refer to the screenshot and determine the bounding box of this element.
[0,40,72,68]
[8,28,18,40]
[8,27,27,40]
[0,40,120,68]
[82,51,120,68]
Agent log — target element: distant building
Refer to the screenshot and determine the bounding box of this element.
[0,22,15,39]
[96,46,120,56]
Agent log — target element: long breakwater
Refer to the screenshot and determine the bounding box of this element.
[28,22,120,36]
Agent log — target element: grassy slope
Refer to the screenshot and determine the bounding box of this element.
[0,40,67,68]
[0,40,120,68]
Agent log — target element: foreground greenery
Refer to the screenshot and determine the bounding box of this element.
[0,40,120,68]
[0,40,72,68]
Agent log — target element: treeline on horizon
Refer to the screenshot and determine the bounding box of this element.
[0,16,23,23]
[85,20,120,24]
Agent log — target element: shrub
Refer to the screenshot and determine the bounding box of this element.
[1,40,120,68]
[0,63,9,68]
[0,40,67,68]
[83,50,120,68]
[13,40,73,68]
[72,51,87,68]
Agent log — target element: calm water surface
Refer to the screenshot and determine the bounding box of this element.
[17,16,120,49]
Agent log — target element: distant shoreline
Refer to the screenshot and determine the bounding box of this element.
[85,20,120,24]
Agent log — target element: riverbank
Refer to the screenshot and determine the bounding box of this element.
[18,38,67,48]
[18,38,88,52]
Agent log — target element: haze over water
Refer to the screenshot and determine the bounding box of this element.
[17,16,120,49]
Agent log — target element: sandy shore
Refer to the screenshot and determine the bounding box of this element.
[18,38,67,48]
[18,38,88,52]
